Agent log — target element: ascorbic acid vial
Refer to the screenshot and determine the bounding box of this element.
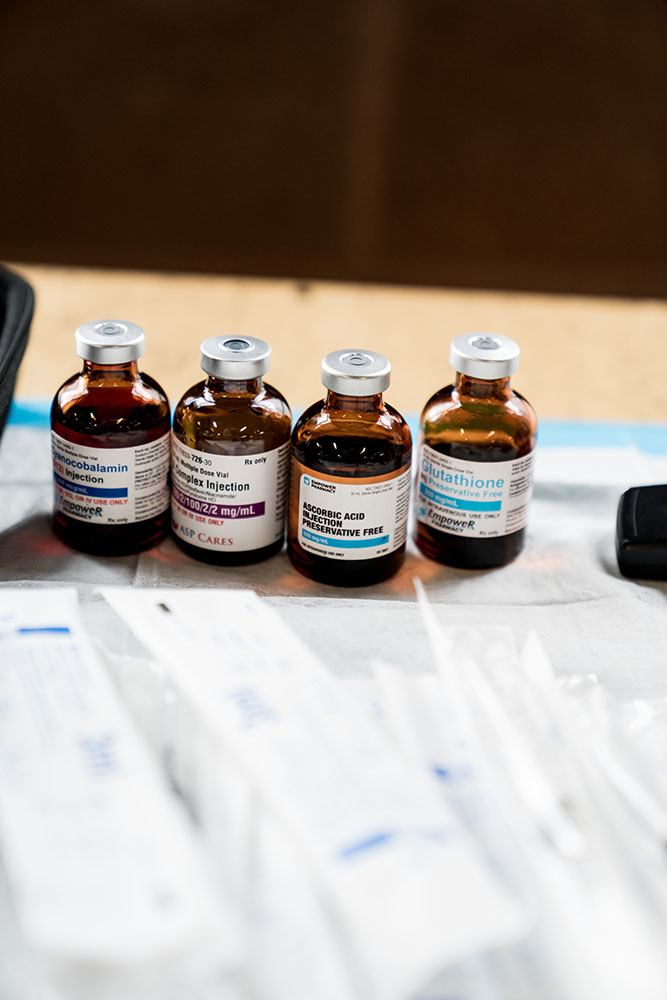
[288,349,412,586]
[415,333,537,569]
[51,320,171,555]
[171,336,291,563]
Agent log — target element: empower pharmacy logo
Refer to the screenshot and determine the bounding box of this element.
[303,475,336,494]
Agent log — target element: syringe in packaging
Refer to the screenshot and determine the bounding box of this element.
[0,589,240,1000]
[101,586,528,1000]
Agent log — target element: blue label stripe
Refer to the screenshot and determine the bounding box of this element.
[419,483,501,512]
[53,472,128,499]
[302,529,389,549]
[339,832,395,858]
[17,627,71,634]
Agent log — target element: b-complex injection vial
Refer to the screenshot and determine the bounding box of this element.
[171,336,291,563]
[288,350,412,586]
[51,320,171,555]
[416,333,537,569]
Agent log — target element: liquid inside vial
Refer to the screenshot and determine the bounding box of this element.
[171,337,291,564]
[51,358,171,555]
[289,387,412,586]
[416,342,537,570]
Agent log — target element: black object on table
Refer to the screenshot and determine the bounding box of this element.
[0,267,34,441]
[617,485,667,580]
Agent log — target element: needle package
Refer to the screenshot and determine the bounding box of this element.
[0,590,240,1000]
[101,586,527,1000]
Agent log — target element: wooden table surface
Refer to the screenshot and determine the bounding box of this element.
[12,263,667,421]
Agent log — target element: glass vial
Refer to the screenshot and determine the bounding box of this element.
[51,320,171,555]
[415,333,537,569]
[288,349,412,586]
[171,336,291,564]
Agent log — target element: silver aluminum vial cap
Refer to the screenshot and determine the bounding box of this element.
[449,333,519,379]
[75,320,145,363]
[321,349,391,396]
[200,336,271,379]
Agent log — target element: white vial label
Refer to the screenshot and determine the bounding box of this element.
[417,443,535,539]
[52,432,170,526]
[171,435,289,553]
[295,461,411,561]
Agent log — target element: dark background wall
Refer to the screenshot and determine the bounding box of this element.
[2,0,665,296]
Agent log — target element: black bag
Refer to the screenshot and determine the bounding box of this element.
[0,268,34,440]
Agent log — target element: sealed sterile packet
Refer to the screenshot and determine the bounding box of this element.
[101,586,528,1000]
[411,585,667,1000]
[0,589,241,1000]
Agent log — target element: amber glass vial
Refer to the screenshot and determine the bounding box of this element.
[416,333,537,569]
[51,320,171,555]
[288,349,412,586]
[415,333,537,569]
[171,336,291,564]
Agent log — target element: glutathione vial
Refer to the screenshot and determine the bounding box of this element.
[171,336,291,563]
[288,349,412,586]
[51,320,171,555]
[415,333,537,569]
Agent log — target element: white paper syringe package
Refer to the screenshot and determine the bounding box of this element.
[0,589,240,1000]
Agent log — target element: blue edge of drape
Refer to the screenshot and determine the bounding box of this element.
[7,398,667,454]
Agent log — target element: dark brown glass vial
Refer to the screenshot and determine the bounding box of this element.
[288,350,412,587]
[171,336,291,564]
[415,333,537,570]
[51,320,171,555]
